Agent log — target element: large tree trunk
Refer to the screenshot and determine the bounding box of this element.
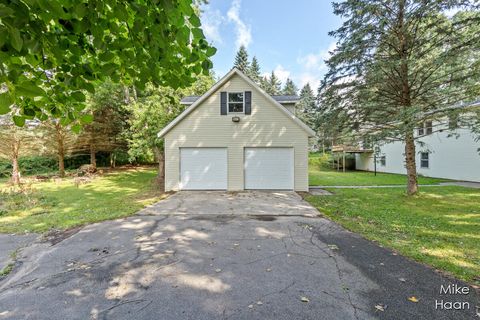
[11,154,20,185]
[404,132,418,195]
[90,145,96,168]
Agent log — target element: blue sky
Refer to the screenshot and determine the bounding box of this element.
[200,0,342,91]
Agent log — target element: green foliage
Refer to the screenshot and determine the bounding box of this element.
[308,153,331,170]
[126,85,180,162]
[0,156,57,178]
[0,0,216,124]
[297,84,316,125]
[233,45,250,73]
[247,56,261,82]
[282,78,298,95]
[262,71,282,95]
[321,1,480,141]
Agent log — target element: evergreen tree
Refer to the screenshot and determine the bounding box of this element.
[259,76,270,93]
[297,84,316,126]
[233,45,250,73]
[265,71,282,95]
[320,0,480,195]
[248,56,261,83]
[282,78,298,95]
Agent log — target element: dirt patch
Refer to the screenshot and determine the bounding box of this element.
[43,226,83,245]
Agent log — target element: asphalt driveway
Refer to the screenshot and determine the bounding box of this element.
[0,191,478,319]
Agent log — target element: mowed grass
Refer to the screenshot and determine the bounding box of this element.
[309,168,449,186]
[0,168,167,234]
[305,187,480,285]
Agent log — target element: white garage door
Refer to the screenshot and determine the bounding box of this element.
[180,148,227,190]
[244,148,294,190]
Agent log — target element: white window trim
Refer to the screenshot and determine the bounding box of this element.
[420,152,429,169]
[227,91,245,114]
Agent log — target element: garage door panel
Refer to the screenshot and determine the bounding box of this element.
[244,148,293,190]
[180,148,227,190]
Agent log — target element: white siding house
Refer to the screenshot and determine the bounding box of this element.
[355,120,480,182]
[158,68,315,192]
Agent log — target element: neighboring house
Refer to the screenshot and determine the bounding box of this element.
[355,105,480,182]
[158,68,315,191]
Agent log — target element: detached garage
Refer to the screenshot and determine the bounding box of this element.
[158,68,315,192]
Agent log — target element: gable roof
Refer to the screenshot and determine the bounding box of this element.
[158,68,315,138]
[180,94,300,105]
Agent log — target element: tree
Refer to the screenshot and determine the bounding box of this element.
[74,82,130,168]
[42,120,77,177]
[0,0,216,125]
[320,1,480,195]
[262,71,282,95]
[127,85,179,182]
[233,45,250,73]
[282,78,298,95]
[297,84,316,126]
[248,56,261,83]
[0,118,42,184]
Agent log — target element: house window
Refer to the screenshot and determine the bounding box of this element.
[420,152,429,168]
[228,92,244,113]
[380,156,386,166]
[425,121,433,135]
[418,121,433,136]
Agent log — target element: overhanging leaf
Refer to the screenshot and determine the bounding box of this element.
[9,28,23,52]
[16,82,46,97]
[13,115,25,126]
[0,92,13,114]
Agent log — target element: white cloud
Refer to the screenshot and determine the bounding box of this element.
[295,42,337,90]
[273,65,290,84]
[227,0,252,48]
[261,65,291,85]
[201,8,224,44]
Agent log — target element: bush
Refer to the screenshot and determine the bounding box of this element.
[309,153,332,170]
[0,156,58,178]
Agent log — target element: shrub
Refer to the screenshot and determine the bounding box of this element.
[0,156,58,178]
[309,153,332,170]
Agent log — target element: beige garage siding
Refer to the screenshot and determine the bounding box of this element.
[163,73,309,192]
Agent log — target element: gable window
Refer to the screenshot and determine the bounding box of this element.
[420,152,429,168]
[418,121,433,136]
[228,92,244,113]
[380,156,386,167]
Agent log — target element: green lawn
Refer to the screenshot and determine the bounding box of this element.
[0,168,166,234]
[305,187,480,285]
[309,168,449,186]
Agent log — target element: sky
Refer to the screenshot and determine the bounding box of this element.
[200,0,342,91]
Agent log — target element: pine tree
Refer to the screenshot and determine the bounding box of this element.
[233,45,250,73]
[297,84,316,126]
[259,76,270,93]
[248,56,261,83]
[320,0,480,195]
[282,78,298,95]
[265,71,281,95]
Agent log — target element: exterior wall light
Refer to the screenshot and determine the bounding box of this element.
[232,116,240,123]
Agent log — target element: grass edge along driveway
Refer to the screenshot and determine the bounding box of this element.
[305,186,480,286]
[0,168,167,234]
